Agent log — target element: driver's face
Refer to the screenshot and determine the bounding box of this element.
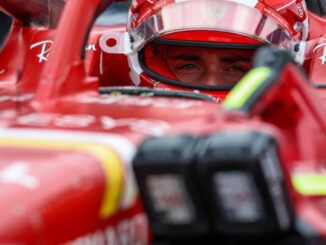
[165,46,254,86]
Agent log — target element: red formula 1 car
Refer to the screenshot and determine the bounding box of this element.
[0,0,220,244]
[1,0,326,244]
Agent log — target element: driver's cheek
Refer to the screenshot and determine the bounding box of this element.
[221,73,243,84]
[221,69,247,85]
[175,71,202,83]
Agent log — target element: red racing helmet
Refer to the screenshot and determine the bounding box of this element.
[127,0,309,101]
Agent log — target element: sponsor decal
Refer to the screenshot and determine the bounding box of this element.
[134,0,175,27]
[200,1,227,25]
[0,94,34,102]
[30,40,97,62]
[297,2,304,18]
[313,43,326,65]
[85,44,97,51]
[101,116,170,136]
[319,46,326,65]
[63,213,149,245]
[0,162,39,190]
[270,0,296,10]
[80,94,204,109]
[6,113,170,136]
[30,40,54,63]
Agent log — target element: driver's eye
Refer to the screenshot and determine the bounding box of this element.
[177,63,200,71]
[224,65,248,73]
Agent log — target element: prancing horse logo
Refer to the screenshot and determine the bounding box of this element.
[30,40,54,63]
[200,1,227,26]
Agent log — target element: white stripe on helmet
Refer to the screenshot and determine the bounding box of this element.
[226,0,258,8]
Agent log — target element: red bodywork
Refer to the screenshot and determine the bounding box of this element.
[1,0,326,244]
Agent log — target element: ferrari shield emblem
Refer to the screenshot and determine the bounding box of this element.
[200,2,227,25]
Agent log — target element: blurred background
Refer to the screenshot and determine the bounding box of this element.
[96,0,131,25]
[0,0,131,51]
[0,11,12,49]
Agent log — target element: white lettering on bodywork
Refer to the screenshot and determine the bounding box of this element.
[54,115,96,128]
[85,44,97,51]
[63,214,148,245]
[319,46,326,65]
[10,113,170,136]
[101,116,170,136]
[80,94,204,109]
[0,94,33,102]
[30,40,54,63]
[0,162,39,189]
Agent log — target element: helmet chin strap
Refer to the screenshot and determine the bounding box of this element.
[98,31,141,86]
[301,17,310,41]
[99,32,132,55]
[292,36,326,65]
[286,19,310,65]
[128,53,142,86]
[293,41,306,65]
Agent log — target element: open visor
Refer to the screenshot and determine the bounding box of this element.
[139,39,259,90]
[130,0,296,51]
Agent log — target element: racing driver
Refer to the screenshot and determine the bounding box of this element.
[126,0,309,101]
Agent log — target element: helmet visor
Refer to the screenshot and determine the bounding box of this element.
[140,40,258,89]
[130,0,294,51]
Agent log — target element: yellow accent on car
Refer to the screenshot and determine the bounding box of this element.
[223,67,271,109]
[0,138,124,218]
[292,174,326,195]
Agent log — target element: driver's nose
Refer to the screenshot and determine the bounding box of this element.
[201,54,223,85]
[202,73,223,85]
